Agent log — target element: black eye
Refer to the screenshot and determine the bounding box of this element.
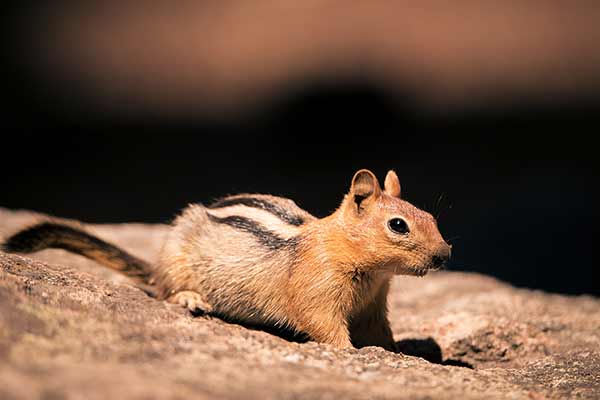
[388,218,409,234]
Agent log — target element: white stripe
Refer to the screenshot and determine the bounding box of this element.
[207,205,299,239]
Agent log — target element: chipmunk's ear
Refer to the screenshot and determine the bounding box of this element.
[348,169,382,213]
[384,170,401,197]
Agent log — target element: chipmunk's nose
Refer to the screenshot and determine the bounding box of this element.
[431,244,451,269]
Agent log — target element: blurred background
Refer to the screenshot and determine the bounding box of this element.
[3,2,599,295]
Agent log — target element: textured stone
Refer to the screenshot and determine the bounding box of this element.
[1,208,599,399]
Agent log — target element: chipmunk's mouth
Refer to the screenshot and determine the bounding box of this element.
[430,255,448,270]
[385,264,429,276]
[410,266,430,277]
[388,259,446,277]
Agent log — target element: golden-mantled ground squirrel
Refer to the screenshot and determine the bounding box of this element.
[3,169,450,351]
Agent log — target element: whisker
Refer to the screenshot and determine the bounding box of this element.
[434,192,447,219]
[435,192,445,213]
[438,201,454,220]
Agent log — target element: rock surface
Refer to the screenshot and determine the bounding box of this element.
[1,208,599,399]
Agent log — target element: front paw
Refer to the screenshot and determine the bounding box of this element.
[168,291,213,314]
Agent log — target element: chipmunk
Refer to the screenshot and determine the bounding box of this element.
[2,169,450,351]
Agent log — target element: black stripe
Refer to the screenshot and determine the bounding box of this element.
[209,196,305,226]
[207,213,298,251]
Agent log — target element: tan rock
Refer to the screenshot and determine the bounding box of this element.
[1,208,598,399]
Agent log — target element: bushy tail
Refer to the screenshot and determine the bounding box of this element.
[2,222,152,284]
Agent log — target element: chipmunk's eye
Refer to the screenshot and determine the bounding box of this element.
[388,218,409,234]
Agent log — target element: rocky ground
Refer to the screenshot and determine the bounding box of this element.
[1,208,599,399]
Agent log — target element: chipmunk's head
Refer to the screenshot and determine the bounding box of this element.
[338,169,451,276]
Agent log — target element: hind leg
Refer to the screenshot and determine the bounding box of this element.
[168,290,213,314]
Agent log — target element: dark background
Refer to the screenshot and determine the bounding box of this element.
[3,83,598,296]
[2,2,599,296]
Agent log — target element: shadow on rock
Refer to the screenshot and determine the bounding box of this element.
[194,309,474,366]
[197,310,311,344]
[196,309,473,367]
[396,337,473,368]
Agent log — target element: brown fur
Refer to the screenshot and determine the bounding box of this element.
[2,169,450,351]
